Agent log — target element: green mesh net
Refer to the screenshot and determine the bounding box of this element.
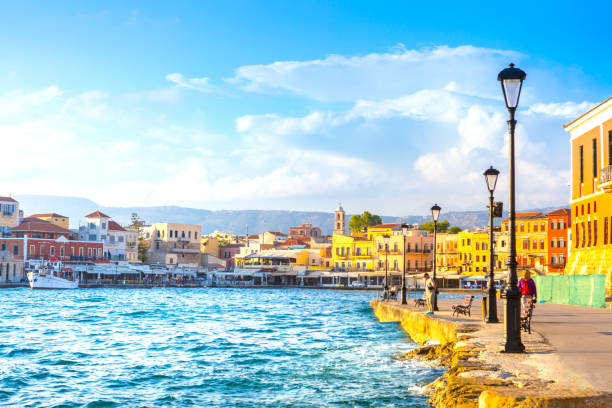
[532,275,606,308]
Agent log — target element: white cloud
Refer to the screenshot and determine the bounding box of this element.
[232,45,521,101]
[165,73,218,93]
[62,91,111,120]
[525,101,596,118]
[0,85,63,114]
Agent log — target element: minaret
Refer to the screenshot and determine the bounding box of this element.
[334,203,346,236]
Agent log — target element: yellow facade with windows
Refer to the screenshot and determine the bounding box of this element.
[564,97,612,295]
[435,233,459,273]
[331,234,375,271]
[457,230,490,275]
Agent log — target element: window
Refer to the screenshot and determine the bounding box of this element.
[189,231,192,239]
[483,255,486,262]
[13,246,18,255]
[594,219,598,246]
[523,240,528,249]
[79,247,84,256]
[532,240,537,249]
[476,255,480,262]
[551,240,556,248]
[540,240,544,250]
[102,222,107,229]
[593,138,598,178]
[520,224,524,232]
[118,236,124,242]
[594,201,597,213]
[541,222,546,231]
[1,243,4,251]
[60,247,64,257]
[579,145,584,183]
[552,255,557,265]
[587,222,591,247]
[71,247,75,256]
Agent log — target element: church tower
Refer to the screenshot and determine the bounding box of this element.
[333,204,346,236]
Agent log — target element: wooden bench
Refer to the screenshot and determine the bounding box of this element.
[451,295,475,317]
[414,293,427,308]
[520,298,536,334]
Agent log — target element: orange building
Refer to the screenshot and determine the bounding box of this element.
[564,97,612,295]
[547,209,570,274]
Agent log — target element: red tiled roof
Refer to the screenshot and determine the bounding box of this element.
[108,221,126,232]
[369,223,401,229]
[30,213,68,218]
[0,196,18,203]
[248,234,259,239]
[85,211,110,218]
[10,219,72,234]
[547,208,571,216]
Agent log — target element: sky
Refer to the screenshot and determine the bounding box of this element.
[1,1,612,217]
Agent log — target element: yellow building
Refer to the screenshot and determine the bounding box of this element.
[201,236,221,257]
[29,213,70,230]
[331,233,375,271]
[564,97,612,294]
[502,212,547,273]
[0,196,20,237]
[457,229,490,275]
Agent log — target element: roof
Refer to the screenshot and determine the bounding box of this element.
[108,221,126,232]
[548,208,571,216]
[30,213,68,219]
[369,223,401,229]
[10,219,72,235]
[266,231,287,236]
[248,234,259,239]
[501,212,545,223]
[563,97,612,129]
[85,211,111,219]
[0,196,18,203]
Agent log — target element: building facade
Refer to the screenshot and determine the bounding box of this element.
[502,212,548,273]
[288,223,322,238]
[436,233,459,273]
[0,196,21,237]
[547,209,570,274]
[79,211,111,243]
[457,230,490,275]
[564,97,612,294]
[29,213,70,230]
[144,223,202,266]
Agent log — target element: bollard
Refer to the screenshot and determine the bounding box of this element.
[481,296,487,323]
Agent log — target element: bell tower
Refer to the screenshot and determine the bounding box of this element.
[334,203,346,236]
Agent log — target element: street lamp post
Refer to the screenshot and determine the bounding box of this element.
[384,234,390,293]
[498,63,526,353]
[401,223,409,304]
[484,166,500,323]
[431,204,441,311]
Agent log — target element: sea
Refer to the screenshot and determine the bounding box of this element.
[0,288,444,407]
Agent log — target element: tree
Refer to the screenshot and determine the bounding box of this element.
[449,226,462,234]
[129,212,148,263]
[130,212,144,229]
[420,219,450,233]
[349,211,383,233]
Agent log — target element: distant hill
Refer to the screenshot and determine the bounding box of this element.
[14,195,565,235]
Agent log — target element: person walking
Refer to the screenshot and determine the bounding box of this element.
[424,273,436,315]
[518,270,537,310]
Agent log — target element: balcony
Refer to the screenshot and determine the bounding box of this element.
[599,166,612,190]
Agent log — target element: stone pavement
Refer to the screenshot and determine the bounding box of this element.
[386,294,612,392]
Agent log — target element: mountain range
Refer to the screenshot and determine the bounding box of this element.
[14,195,566,235]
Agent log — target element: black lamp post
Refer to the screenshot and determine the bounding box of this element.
[383,234,390,292]
[484,166,500,323]
[431,204,441,311]
[401,223,409,304]
[498,63,526,353]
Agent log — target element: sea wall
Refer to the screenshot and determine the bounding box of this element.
[370,300,612,408]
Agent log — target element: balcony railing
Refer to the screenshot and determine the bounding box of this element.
[600,166,612,185]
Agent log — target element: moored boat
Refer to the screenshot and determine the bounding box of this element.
[26,260,79,289]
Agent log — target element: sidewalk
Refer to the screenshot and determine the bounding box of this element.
[385,296,612,392]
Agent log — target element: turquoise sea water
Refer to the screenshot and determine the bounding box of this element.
[0,288,443,407]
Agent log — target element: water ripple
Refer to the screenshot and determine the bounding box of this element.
[0,288,443,407]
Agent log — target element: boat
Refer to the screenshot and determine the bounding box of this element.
[26,260,79,289]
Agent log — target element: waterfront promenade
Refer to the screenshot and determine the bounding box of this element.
[373,296,612,406]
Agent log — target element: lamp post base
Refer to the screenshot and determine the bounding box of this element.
[486,287,499,323]
[502,288,525,353]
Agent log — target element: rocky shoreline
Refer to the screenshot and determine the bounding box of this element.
[371,300,612,407]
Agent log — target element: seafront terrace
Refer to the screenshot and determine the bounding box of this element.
[372,297,612,406]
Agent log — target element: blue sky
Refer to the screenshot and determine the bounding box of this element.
[1,1,611,216]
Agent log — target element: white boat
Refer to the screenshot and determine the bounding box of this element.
[27,271,79,289]
[26,260,79,289]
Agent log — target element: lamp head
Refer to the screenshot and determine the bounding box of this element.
[483,166,500,193]
[497,63,526,110]
[431,204,441,222]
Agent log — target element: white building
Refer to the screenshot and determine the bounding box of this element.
[79,211,110,243]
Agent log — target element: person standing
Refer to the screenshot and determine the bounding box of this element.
[518,271,537,310]
[424,273,436,315]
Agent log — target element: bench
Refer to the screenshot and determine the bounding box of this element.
[451,295,475,317]
[520,298,536,334]
[414,293,427,308]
